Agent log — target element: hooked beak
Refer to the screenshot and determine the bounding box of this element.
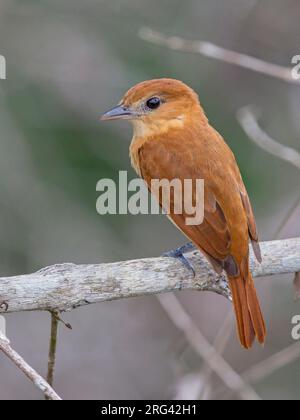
[100,105,136,121]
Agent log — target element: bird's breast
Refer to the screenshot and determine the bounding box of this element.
[129,135,146,176]
[129,118,186,176]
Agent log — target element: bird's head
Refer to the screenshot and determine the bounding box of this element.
[101,78,206,137]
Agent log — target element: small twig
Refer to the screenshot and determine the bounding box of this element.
[139,27,299,84]
[237,107,300,171]
[53,312,72,330]
[45,312,59,400]
[0,330,61,400]
[158,293,261,400]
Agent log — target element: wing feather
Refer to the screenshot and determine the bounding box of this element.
[138,139,232,265]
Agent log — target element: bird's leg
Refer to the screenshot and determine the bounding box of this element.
[162,242,196,276]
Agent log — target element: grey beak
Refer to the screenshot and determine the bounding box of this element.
[100,105,134,121]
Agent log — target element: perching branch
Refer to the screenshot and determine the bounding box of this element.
[0,238,299,314]
[139,27,299,84]
[0,331,61,400]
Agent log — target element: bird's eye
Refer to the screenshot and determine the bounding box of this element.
[146,97,161,110]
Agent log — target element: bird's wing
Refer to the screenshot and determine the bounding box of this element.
[226,146,261,262]
[239,187,262,262]
[137,136,241,275]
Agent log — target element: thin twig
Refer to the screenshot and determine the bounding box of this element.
[0,331,61,400]
[139,27,299,84]
[45,312,59,400]
[158,293,261,400]
[237,107,300,171]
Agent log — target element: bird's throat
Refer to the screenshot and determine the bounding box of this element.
[132,117,185,139]
[129,118,185,175]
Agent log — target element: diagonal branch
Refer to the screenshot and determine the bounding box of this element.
[0,331,61,400]
[139,28,299,84]
[0,238,299,314]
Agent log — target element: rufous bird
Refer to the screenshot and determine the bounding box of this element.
[101,78,266,349]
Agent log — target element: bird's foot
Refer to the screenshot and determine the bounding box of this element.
[0,301,8,312]
[163,242,196,277]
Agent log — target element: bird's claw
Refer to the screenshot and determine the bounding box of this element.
[163,242,196,277]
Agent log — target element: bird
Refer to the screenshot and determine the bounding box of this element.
[101,78,266,349]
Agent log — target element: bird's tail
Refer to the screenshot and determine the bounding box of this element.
[228,258,266,349]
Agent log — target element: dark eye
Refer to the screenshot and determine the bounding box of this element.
[146,97,161,110]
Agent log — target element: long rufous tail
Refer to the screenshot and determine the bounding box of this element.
[228,258,266,349]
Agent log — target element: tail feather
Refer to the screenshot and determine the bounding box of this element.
[245,274,266,345]
[228,259,266,349]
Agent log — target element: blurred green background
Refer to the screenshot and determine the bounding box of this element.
[0,0,300,400]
